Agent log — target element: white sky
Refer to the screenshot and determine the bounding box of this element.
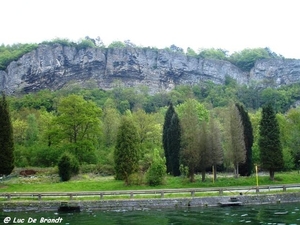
[1,0,300,58]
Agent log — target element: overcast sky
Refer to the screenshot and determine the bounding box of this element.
[1,0,300,58]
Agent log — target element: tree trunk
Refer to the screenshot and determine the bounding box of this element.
[201,170,206,182]
[213,165,217,181]
[235,163,239,178]
[270,170,275,181]
[189,168,195,182]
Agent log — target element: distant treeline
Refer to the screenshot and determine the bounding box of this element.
[0,37,284,71]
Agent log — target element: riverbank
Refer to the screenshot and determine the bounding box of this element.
[2,192,300,212]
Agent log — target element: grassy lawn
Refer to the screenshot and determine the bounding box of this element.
[1,170,300,193]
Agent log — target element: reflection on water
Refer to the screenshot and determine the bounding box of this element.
[1,202,300,225]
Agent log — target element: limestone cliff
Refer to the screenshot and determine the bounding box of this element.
[1,44,300,94]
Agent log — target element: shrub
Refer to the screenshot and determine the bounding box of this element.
[146,149,166,186]
[58,152,79,181]
[128,172,145,185]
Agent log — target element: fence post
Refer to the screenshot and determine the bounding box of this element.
[219,189,223,195]
[6,194,11,201]
[69,194,73,200]
[283,186,287,192]
[191,190,195,197]
[130,192,133,199]
[161,191,164,198]
[256,187,259,193]
[38,194,41,201]
[100,193,103,200]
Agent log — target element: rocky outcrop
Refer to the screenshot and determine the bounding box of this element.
[1,44,300,94]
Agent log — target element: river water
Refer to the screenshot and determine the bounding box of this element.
[1,202,300,225]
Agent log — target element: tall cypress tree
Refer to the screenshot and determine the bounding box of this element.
[163,103,174,174]
[163,103,181,176]
[0,92,14,176]
[236,103,253,176]
[169,113,181,176]
[259,104,283,181]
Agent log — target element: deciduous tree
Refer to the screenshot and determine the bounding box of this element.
[226,104,246,177]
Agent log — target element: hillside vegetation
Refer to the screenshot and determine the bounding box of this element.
[6,80,300,179]
[0,37,283,71]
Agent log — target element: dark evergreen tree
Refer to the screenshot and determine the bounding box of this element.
[58,152,79,182]
[114,116,139,185]
[162,103,181,176]
[259,104,284,180]
[169,113,181,176]
[0,92,14,176]
[162,103,174,174]
[236,103,254,176]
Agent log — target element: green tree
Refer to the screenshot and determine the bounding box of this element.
[285,108,300,167]
[102,106,120,147]
[207,115,223,181]
[179,99,208,181]
[25,114,39,146]
[259,104,284,180]
[55,94,102,163]
[198,48,227,60]
[163,103,175,174]
[0,92,15,176]
[168,111,181,176]
[186,47,197,57]
[114,116,139,185]
[198,121,211,181]
[108,41,126,48]
[226,104,246,177]
[236,104,254,176]
[229,48,271,71]
[58,152,79,182]
[146,148,166,186]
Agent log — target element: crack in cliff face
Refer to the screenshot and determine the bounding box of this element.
[1,44,300,94]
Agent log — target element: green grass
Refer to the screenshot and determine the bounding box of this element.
[1,171,300,193]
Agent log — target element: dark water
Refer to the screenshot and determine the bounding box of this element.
[1,203,300,225]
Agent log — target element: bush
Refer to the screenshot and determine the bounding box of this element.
[146,149,166,186]
[58,152,79,181]
[128,172,145,185]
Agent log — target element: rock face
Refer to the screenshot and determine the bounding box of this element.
[1,44,300,94]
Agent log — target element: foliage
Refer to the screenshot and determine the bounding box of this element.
[236,103,254,176]
[108,41,126,48]
[146,149,166,186]
[198,48,227,60]
[58,152,79,182]
[229,48,271,71]
[0,92,15,175]
[207,114,223,180]
[284,108,300,167]
[259,104,284,180]
[179,99,208,182]
[114,116,140,185]
[186,47,197,57]
[0,43,38,70]
[55,94,102,163]
[226,104,246,177]
[77,38,96,50]
[41,38,75,47]
[162,103,174,174]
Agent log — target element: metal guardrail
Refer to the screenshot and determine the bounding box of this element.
[1,184,300,201]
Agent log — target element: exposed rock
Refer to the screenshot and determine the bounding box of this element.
[1,44,300,94]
